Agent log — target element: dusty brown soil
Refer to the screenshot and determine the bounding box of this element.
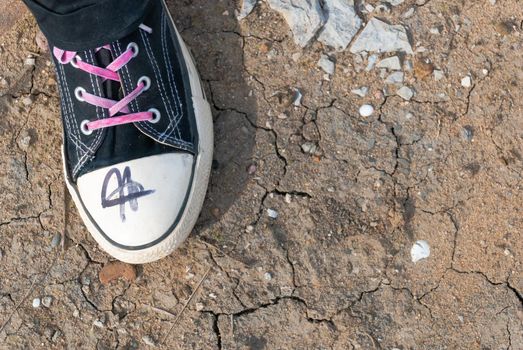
[0,0,522,349]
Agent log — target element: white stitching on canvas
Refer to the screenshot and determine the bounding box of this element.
[160,12,184,141]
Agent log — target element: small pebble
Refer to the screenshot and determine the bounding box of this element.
[142,336,157,347]
[317,54,335,75]
[51,330,61,342]
[22,96,33,106]
[351,86,369,97]
[264,272,273,281]
[93,320,104,328]
[461,125,474,141]
[433,69,444,81]
[284,194,292,204]
[429,27,441,35]
[50,233,61,248]
[377,56,401,70]
[247,163,257,174]
[385,71,404,85]
[461,75,472,88]
[365,54,379,72]
[411,240,430,262]
[99,262,137,285]
[301,142,317,154]
[359,104,374,117]
[397,86,414,101]
[195,302,204,311]
[402,7,415,18]
[245,225,254,233]
[42,296,53,308]
[292,89,303,106]
[32,298,41,308]
[208,293,217,299]
[24,57,36,66]
[267,209,279,219]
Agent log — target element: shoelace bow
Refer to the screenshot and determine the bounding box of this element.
[53,24,159,135]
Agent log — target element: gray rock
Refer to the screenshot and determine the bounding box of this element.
[237,0,258,20]
[365,54,379,71]
[377,56,401,70]
[385,71,404,85]
[351,86,369,97]
[317,54,335,75]
[350,18,413,54]
[267,0,325,47]
[318,0,362,51]
[397,86,414,100]
[50,232,61,248]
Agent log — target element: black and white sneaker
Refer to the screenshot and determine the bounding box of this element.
[49,0,213,263]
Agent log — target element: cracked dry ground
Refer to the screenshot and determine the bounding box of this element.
[0,0,523,349]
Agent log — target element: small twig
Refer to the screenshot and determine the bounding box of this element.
[160,266,212,345]
[142,305,177,318]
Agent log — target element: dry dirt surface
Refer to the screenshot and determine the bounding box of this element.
[0,0,522,349]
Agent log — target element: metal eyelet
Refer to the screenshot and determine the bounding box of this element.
[70,55,82,68]
[148,108,161,124]
[127,42,139,58]
[138,76,151,91]
[75,87,87,102]
[80,120,93,136]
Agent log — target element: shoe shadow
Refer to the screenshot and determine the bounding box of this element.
[166,0,257,234]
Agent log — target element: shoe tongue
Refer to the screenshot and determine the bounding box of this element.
[95,48,124,101]
[77,46,174,179]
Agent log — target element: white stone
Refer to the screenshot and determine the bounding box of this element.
[397,86,414,100]
[93,320,104,328]
[318,0,362,51]
[377,56,401,70]
[430,26,441,35]
[267,209,279,219]
[411,240,430,262]
[142,336,156,347]
[350,18,413,54]
[317,54,335,75]
[359,104,374,117]
[461,75,472,88]
[32,298,41,308]
[267,0,325,47]
[365,54,379,71]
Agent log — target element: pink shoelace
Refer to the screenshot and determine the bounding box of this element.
[54,24,159,135]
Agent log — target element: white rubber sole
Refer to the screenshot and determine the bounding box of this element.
[63,7,214,264]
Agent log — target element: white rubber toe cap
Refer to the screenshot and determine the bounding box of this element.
[76,153,194,249]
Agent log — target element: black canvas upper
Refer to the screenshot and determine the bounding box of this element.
[33,0,198,181]
[23,0,154,51]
